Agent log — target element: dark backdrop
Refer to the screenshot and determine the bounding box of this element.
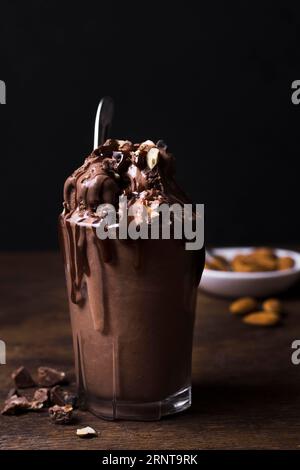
[0,1,299,250]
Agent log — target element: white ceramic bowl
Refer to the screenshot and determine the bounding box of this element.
[200,247,300,298]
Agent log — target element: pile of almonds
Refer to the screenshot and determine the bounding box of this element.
[229,297,282,326]
[206,248,294,272]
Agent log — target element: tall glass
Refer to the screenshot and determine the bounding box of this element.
[59,215,204,420]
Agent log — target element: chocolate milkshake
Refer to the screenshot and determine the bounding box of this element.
[59,138,204,420]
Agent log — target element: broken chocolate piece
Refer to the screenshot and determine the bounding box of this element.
[156,139,168,151]
[32,388,50,407]
[30,400,44,411]
[76,426,97,438]
[1,395,31,415]
[50,385,78,408]
[101,139,119,154]
[11,366,36,388]
[37,367,67,387]
[49,404,73,424]
[50,385,65,406]
[63,392,78,408]
[6,388,19,400]
[118,140,133,152]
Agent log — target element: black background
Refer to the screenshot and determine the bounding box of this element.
[0,1,299,250]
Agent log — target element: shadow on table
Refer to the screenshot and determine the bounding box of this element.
[188,380,300,418]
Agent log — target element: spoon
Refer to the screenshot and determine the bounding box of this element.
[93,96,114,149]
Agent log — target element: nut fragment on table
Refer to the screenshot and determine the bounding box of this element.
[229,297,258,315]
[262,298,282,314]
[243,311,280,326]
[49,404,73,424]
[76,426,98,438]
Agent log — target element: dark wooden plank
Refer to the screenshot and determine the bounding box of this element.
[0,252,300,450]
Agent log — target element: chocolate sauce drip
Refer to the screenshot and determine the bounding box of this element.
[134,240,143,270]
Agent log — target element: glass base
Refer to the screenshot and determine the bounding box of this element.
[84,386,192,421]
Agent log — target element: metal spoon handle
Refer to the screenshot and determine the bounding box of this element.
[93,96,114,149]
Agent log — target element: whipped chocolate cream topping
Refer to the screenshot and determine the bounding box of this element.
[59,139,201,334]
[62,139,191,219]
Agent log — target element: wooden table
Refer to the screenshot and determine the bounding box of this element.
[0,252,300,450]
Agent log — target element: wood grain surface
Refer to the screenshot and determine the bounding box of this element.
[0,252,300,450]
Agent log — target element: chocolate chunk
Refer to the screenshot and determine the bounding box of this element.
[63,392,78,408]
[37,367,68,387]
[32,388,50,407]
[50,385,78,408]
[1,395,31,415]
[6,388,19,400]
[49,404,73,424]
[30,400,44,411]
[76,426,97,438]
[118,140,133,152]
[50,385,65,406]
[139,140,155,153]
[102,139,119,151]
[11,366,36,388]
[156,139,168,151]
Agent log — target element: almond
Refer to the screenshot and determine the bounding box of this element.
[278,256,295,270]
[76,426,97,438]
[244,253,277,271]
[139,140,156,153]
[262,298,282,314]
[243,311,280,326]
[231,255,260,272]
[118,140,133,152]
[253,247,276,258]
[146,147,160,170]
[207,255,230,271]
[229,297,258,315]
